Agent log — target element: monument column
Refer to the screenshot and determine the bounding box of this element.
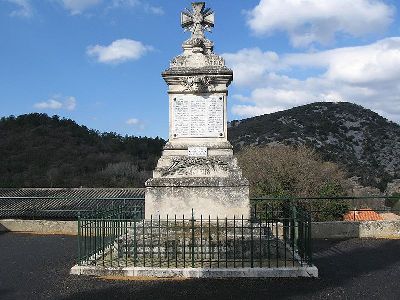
[145,2,249,218]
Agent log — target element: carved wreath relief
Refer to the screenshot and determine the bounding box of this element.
[162,157,229,177]
[180,75,216,92]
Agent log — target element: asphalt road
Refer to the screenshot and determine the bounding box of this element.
[0,232,399,299]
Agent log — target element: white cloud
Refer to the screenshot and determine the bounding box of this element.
[224,37,400,122]
[34,95,77,111]
[126,118,145,130]
[6,0,33,18]
[109,0,139,8]
[108,0,164,15]
[59,0,101,15]
[53,0,163,16]
[87,39,153,64]
[246,0,395,47]
[64,97,77,110]
[285,38,400,84]
[223,48,281,87]
[144,4,164,15]
[126,118,139,125]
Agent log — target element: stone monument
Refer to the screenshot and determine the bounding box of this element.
[145,2,249,218]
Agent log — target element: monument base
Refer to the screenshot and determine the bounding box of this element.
[145,155,250,219]
[145,177,249,219]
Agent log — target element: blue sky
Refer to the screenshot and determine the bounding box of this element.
[1,0,400,138]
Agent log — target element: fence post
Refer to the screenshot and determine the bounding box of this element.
[77,212,81,266]
[307,212,312,266]
[250,220,254,268]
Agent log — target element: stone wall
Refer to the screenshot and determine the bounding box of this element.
[312,221,400,239]
[0,219,77,235]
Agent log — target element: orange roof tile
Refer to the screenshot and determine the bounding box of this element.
[343,209,384,221]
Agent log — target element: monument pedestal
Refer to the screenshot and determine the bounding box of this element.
[145,2,249,219]
[146,155,249,218]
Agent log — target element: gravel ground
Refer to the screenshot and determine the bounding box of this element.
[0,232,399,299]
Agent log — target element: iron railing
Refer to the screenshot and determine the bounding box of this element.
[1,195,398,222]
[77,205,312,269]
[251,196,400,222]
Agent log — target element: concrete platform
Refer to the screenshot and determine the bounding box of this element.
[70,265,318,278]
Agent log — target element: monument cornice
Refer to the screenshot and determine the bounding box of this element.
[162,68,233,76]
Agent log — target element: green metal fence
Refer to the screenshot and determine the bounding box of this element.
[77,204,312,269]
[1,195,398,222]
[251,196,400,222]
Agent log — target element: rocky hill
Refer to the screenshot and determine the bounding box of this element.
[228,102,400,190]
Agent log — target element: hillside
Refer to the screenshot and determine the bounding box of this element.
[228,102,400,190]
[2,103,399,191]
[0,113,164,188]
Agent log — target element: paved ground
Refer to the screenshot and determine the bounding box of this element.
[0,232,399,299]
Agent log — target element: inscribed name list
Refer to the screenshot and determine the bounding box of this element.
[173,95,223,138]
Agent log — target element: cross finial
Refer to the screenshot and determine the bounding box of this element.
[181,2,214,39]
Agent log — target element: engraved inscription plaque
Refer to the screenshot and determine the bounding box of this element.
[173,95,223,137]
[188,147,208,157]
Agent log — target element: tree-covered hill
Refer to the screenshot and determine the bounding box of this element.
[228,102,400,190]
[2,102,399,191]
[0,113,165,188]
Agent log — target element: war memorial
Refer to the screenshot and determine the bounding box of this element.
[144,2,250,219]
[70,2,317,278]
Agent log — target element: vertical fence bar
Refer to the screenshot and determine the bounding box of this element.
[241,215,244,268]
[166,214,169,268]
[174,215,177,268]
[150,215,153,267]
[109,219,113,268]
[94,218,97,263]
[89,218,92,264]
[142,218,146,267]
[307,212,312,266]
[233,215,236,268]
[283,213,287,268]
[259,216,262,268]
[200,215,203,268]
[208,215,212,268]
[125,218,128,267]
[275,210,279,268]
[158,215,161,268]
[217,216,220,268]
[133,219,137,267]
[225,217,228,268]
[77,213,81,266]
[183,214,186,268]
[266,203,270,268]
[191,210,195,268]
[250,220,254,268]
[116,218,120,268]
[102,217,105,266]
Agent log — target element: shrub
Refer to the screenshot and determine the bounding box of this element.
[237,145,350,221]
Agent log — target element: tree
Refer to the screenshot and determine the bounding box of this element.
[236,145,349,221]
[237,145,347,198]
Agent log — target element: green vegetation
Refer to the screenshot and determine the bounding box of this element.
[237,145,350,221]
[237,145,346,198]
[0,113,164,187]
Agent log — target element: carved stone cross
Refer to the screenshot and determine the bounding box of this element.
[181,2,214,38]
